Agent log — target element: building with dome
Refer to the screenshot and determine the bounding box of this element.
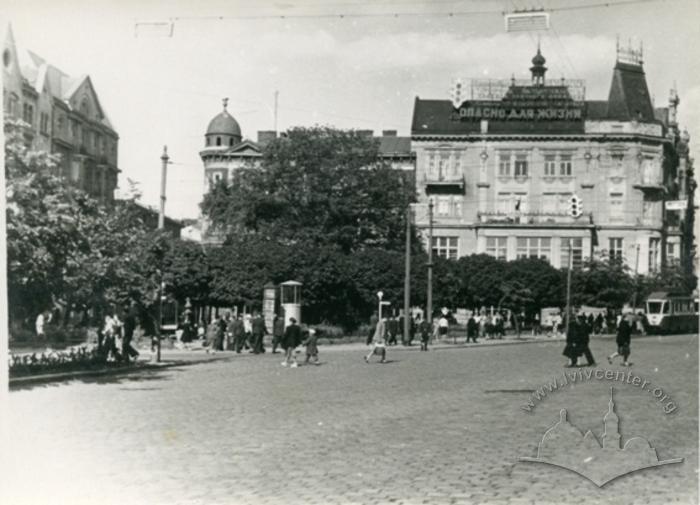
[197,99,415,245]
[411,43,695,276]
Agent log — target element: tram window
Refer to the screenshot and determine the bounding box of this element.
[694,301,699,313]
[662,302,669,314]
[647,302,662,313]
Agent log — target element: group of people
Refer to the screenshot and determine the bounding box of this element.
[562,311,635,367]
[186,312,320,368]
[99,302,141,363]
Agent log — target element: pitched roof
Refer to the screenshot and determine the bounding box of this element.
[606,61,655,121]
[378,136,412,156]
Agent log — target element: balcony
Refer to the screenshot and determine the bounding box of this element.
[477,211,593,226]
[424,173,465,194]
[633,176,665,192]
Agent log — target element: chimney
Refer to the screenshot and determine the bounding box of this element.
[257,131,277,147]
[357,129,374,138]
[382,130,397,137]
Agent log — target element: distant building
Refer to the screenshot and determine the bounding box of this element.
[411,43,694,276]
[2,25,120,201]
[197,99,415,245]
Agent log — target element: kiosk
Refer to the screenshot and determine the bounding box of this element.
[280,280,302,327]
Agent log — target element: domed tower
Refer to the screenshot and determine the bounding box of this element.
[530,44,547,86]
[602,388,621,449]
[204,98,242,148]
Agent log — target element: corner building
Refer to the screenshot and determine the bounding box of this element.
[411,46,693,275]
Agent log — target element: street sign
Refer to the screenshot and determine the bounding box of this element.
[504,11,550,32]
[665,200,688,211]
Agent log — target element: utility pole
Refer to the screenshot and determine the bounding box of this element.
[565,239,572,339]
[403,205,411,341]
[155,145,169,363]
[427,198,434,327]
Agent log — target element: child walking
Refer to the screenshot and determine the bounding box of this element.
[365,318,387,363]
[304,328,320,365]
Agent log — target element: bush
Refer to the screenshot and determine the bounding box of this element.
[311,324,345,339]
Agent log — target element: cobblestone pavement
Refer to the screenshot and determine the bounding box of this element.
[3,334,697,505]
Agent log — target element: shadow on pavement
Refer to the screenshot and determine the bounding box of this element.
[9,362,192,391]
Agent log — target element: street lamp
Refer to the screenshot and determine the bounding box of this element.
[377,291,384,320]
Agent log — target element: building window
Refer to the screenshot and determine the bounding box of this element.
[542,193,557,213]
[486,237,507,260]
[452,156,461,178]
[557,193,573,214]
[40,112,49,134]
[94,133,101,149]
[498,154,511,177]
[609,192,624,220]
[648,237,660,273]
[427,153,436,179]
[559,154,572,176]
[497,192,512,213]
[544,154,556,176]
[432,237,459,259]
[609,238,624,262]
[206,137,210,146]
[514,192,528,213]
[22,103,34,125]
[82,128,89,147]
[666,242,679,266]
[216,137,221,146]
[436,196,450,216]
[516,237,551,261]
[229,138,234,146]
[560,238,583,269]
[56,114,64,133]
[514,154,528,177]
[642,200,655,225]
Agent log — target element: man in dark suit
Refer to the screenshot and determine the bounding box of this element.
[122,301,140,363]
[272,314,285,353]
[251,312,267,354]
[576,314,596,366]
[232,315,246,353]
[282,317,302,367]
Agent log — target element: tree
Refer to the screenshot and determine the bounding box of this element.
[201,126,414,253]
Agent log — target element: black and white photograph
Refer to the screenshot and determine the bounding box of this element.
[1,1,698,504]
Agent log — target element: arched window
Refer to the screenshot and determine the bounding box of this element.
[216,137,221,146]
[229,138,234,146]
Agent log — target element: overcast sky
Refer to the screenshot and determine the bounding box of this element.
[4,0,699,219]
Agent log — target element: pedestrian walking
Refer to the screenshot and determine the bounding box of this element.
[122,302,140,363]
[407,314,416,346]
[35,311,46,339]
[532,313,542,336]
[386,315,398,346]
[466,315,478,343]
[205,319,219,353]
[226,315,237,351]
[303,327,320,365]
[416,314,430,351]
[562,315,581,367]
[282,317,302,368]
[272,314,285,353]
[251,312,267,354]
[365,318,387,363]
[437,310,449,340]
[232,315,246,353]
[576,314,596,366]
[608,316,633,366]
[367,312,378,346]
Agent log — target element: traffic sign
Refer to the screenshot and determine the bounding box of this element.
[665,200,688,211]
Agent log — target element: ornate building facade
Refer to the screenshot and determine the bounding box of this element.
[411,44,694,276]
[2,25,120,201]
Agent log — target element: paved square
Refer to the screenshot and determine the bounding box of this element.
[4,335,697,505]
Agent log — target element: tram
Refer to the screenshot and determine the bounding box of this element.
[645,291,699,334]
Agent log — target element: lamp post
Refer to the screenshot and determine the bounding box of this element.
[403,206,411,341]
[427,198,434,326]
[154,145,169,363]
[377,291,384,320]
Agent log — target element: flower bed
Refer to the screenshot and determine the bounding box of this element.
[8,345,119,378]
